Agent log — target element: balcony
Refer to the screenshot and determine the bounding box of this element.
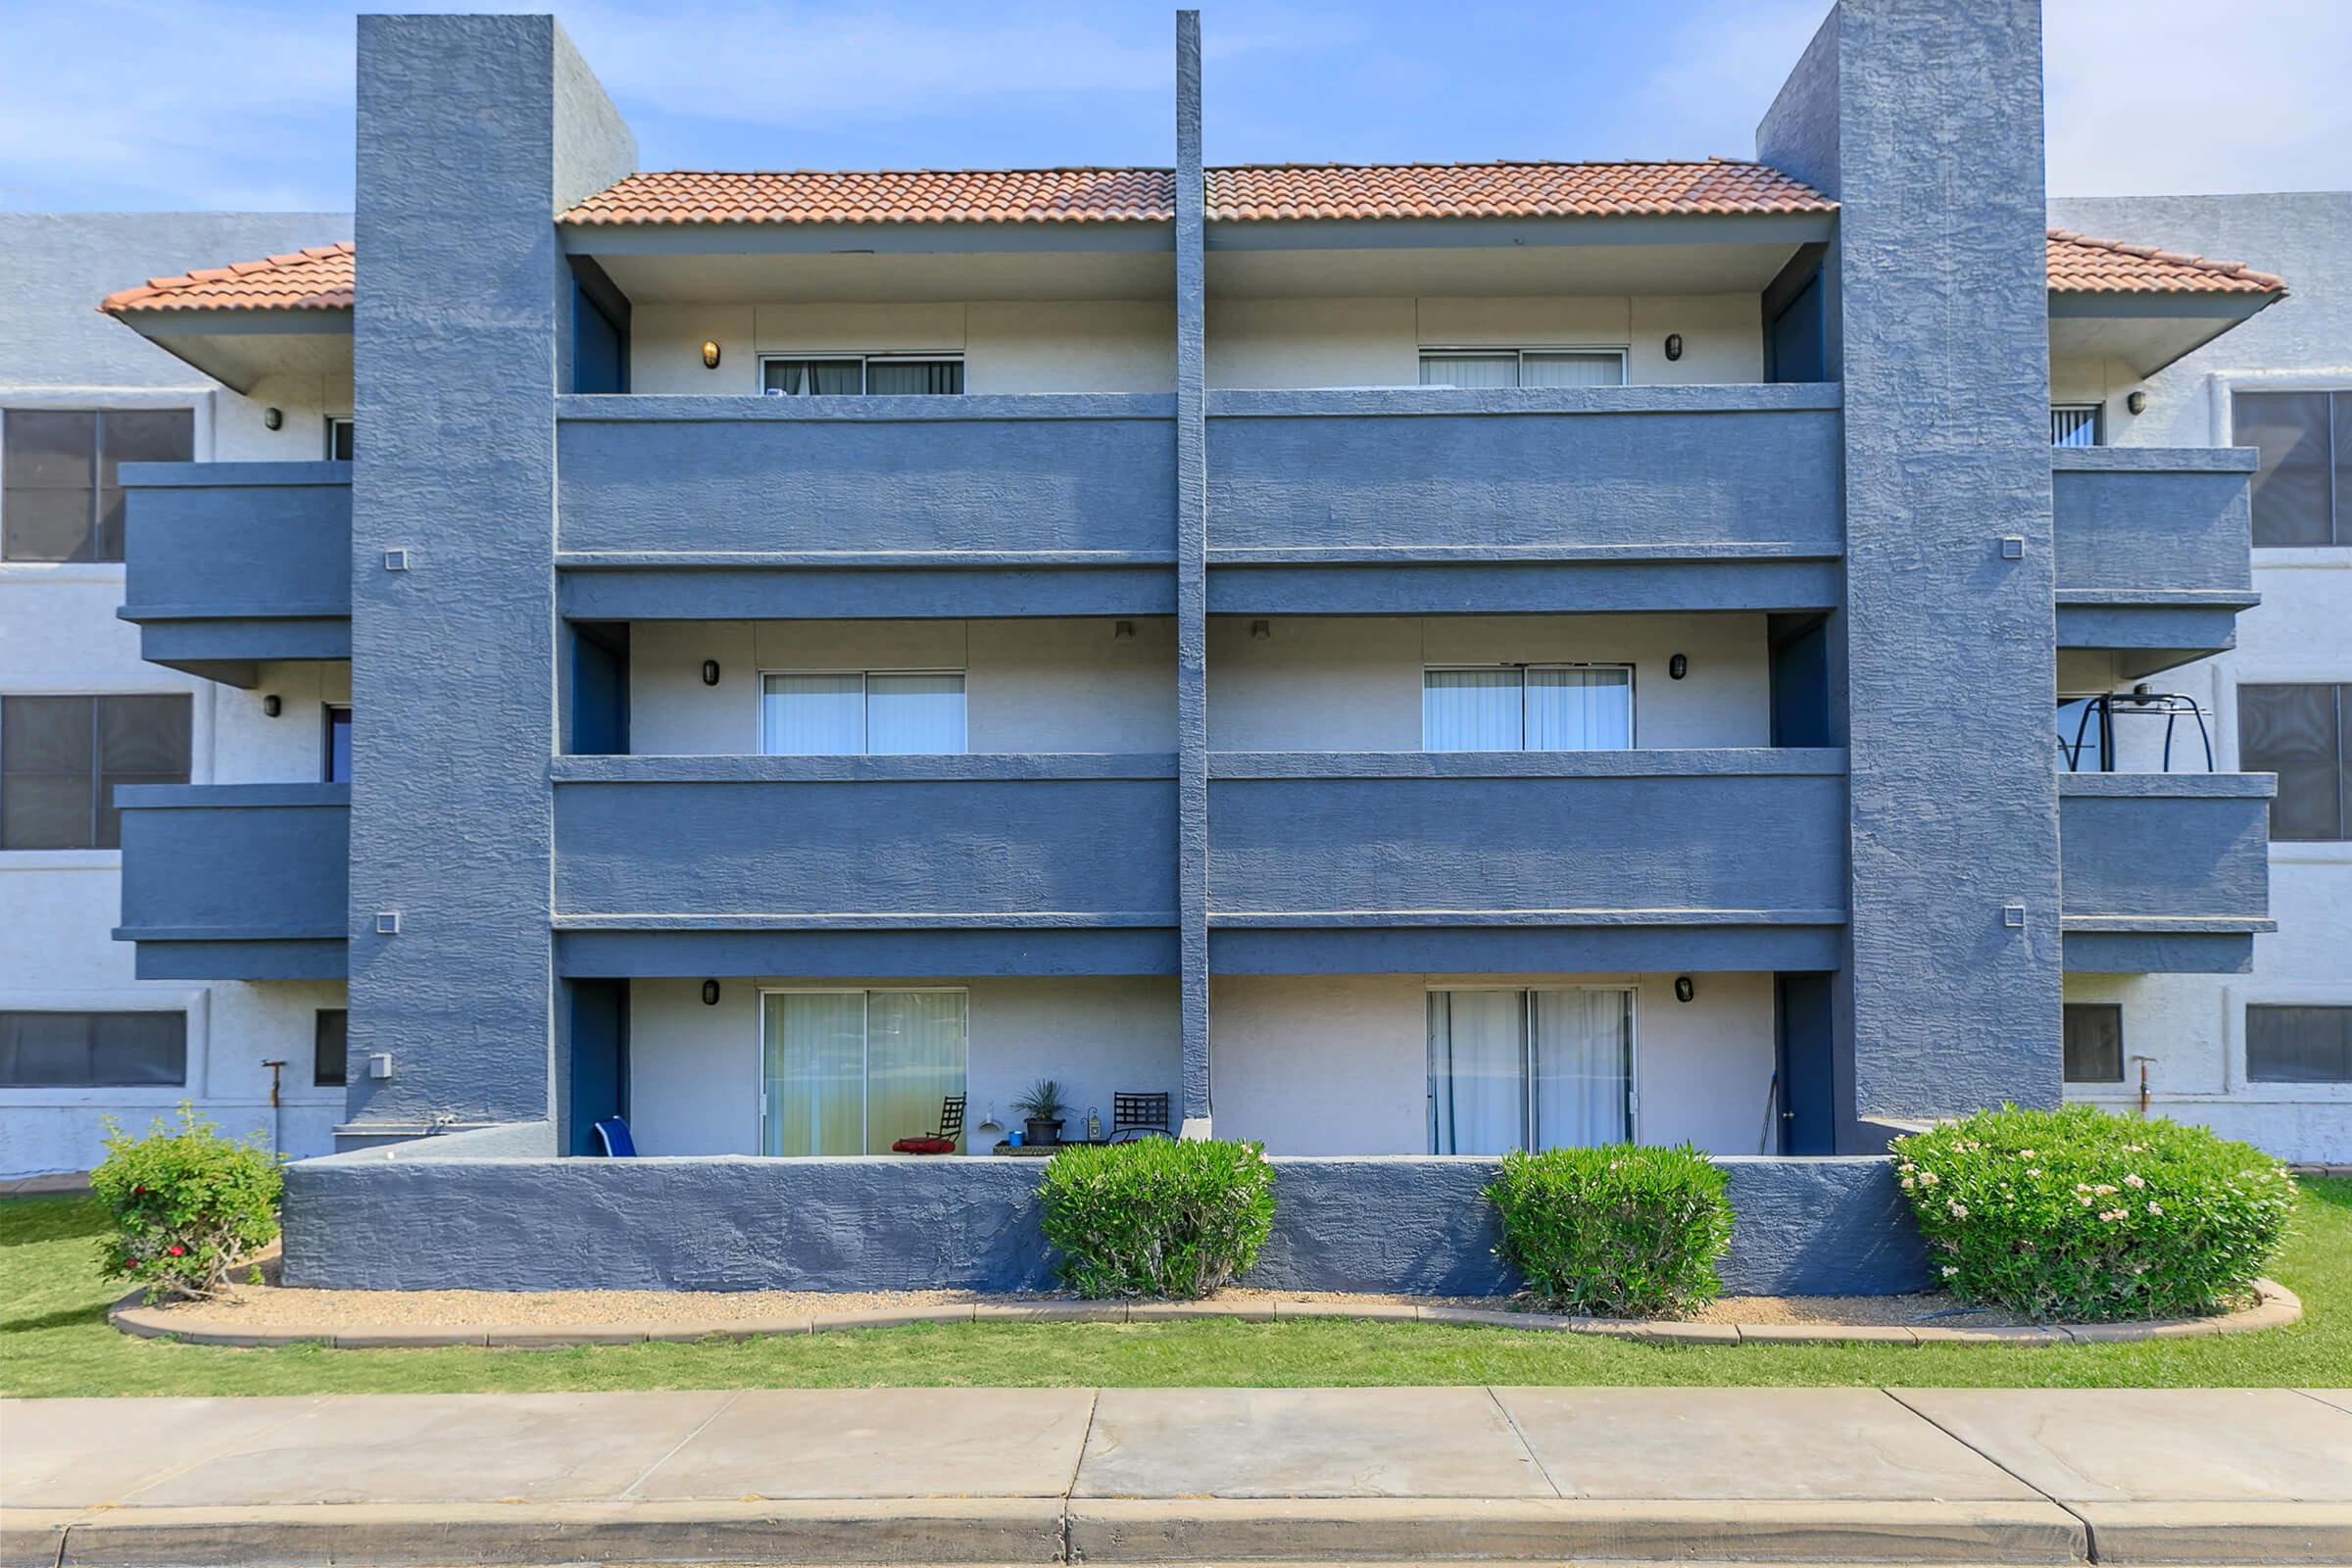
[553,395,1178,621]
[2059,773,2275,973]
[1205,384,1843,615]
[550,754,1179,977]
[118,462,352,686]
[113,784,349,980]
[1205,749,1847,973]
[2053,448,2259,679]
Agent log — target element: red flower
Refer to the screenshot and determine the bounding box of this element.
[167,1245,186,1256]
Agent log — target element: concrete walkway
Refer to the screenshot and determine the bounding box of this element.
[4,1387,2349,1565]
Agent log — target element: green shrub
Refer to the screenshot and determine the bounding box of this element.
[1038,1138,1276,1298]
[91,1103,282,1304]
[1892,1104,2294,1322]
[1488,1144,1734,1316]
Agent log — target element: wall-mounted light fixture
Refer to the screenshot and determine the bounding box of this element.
[701,340,722,369]
[1112,619,1136,640]
[1250,619,1272,640]
[701,979,721,1005]
[2126,391,2148,415]
[1663,333,1684,363]
[262,695,282,717]
[701,660,720,686]
[263,407,283,431]
[1673,975,1695,1004]
[1668,654,1689,680]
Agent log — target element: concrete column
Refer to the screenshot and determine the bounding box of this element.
[1758,0,2062,1128]
[1173,11,1212,1136]
[345,17,635,1135]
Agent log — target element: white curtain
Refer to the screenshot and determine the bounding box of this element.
[1427,991,1527,1154]
[864,991,967,1152]
[1519,351,1626,388]
[1526,667,1633,750]
[1424,668,1522,750]
[865,672,966,754]
[1418,353,1518,389]
[763,993,866,1155]
[1531,989,1633,1149]
[763,673,863,755]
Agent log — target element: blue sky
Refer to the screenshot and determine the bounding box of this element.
[1,0,2344,212]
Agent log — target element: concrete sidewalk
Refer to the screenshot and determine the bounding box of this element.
[5,1386,2349,1566]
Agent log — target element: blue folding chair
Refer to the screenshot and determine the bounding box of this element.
[591,1116,637,1157]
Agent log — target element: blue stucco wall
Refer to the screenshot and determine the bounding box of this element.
[1759,0,2064,1131]
[347,16,636,1132]
[2059,774,2274,922]
[2052,449,2256,598]
[281,1146,1925,1297]
[114,784,348,981]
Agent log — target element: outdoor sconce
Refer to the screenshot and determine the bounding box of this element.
[1250,619,1272,640]
[1673,975,1695,1004]
[1663,333,1684,363]
[1112,619,1136,640]
[263,407,284,431]
[2127,391,2148,415]
[701,340,722,369]
[262,694,282,717]
[1668,654,1689,680]
[701,979,721,1005]
[702,660,721,686]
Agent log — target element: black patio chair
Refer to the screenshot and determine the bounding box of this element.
[1108,1091,1173,1143]
[891,1094,965,1154]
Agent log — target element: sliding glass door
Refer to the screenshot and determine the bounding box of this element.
[761,990,967,1155]
[1427,988,1634,1153]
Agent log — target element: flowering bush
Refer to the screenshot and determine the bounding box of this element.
[1892,1104,2293,1322]
[1488,1144,1734,1316]
[1038,1138,1276,1298]
[91,1103,282,1303]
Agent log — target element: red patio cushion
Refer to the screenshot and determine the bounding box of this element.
[891,1136,956,1154]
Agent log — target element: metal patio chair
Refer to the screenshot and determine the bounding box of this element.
[891,1094,966,1154]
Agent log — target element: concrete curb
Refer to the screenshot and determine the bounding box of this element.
[2073,1500,2352,1564]
[107,1278,2302,1351]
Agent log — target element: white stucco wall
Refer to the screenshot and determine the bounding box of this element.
[1211,971,1779,1157]
[625,975,1180,1156]
[0,213,352,1175]
[1206,613,1772,751]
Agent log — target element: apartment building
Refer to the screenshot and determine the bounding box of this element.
[0,214,354,1179]
[26,0,2339,1287]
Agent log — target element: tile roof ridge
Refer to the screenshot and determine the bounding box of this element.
[2048,226,2285,291]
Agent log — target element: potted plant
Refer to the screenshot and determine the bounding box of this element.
[1014,1079,1068,1147]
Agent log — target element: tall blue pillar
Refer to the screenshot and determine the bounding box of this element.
[1759,0,2062,1129]
[345,17,635,1134]
[1173,11,1212,1135]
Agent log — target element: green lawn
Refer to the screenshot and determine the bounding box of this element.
[4,1178,2344,1398]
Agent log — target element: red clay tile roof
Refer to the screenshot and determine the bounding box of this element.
[1205,160,1836,220]
[563,169,1176,225]
[98,243,355,315]
[2046,228,2285,296]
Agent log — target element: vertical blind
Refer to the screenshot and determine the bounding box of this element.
[1427,989,1633,1154]
[1422,667,1632,751]
[2049,406,2102,447]
[1419,350,1626,389]
[761,672,966,756]
[761,991,968,1155]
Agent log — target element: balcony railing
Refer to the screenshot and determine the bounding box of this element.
[118,462,352,686]
[2053,448,2259,677]
[2059,772,2274,974]
[114,783,349,980]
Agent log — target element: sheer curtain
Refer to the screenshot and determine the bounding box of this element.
[865,673,966,754]
[864,360,963,395]
[1418,353,1518,389]
[1531,989,1633,1148]
[1519,351,1626,388]
[1424,669,1522,750]
[762,673,863,754]
[863,991,968,1152]
[1427,991,1526,1154]
[1525,667,1633,750]
[764,359,864,395]
[763,993,866,1156]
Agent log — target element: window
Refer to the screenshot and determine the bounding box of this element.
[2238,683,2350,841]
[1428,988,1634,1154]
[314,1009,348,1089]
[2062,1003,2125,1083]
[760,671,966,756]
[2,408,193,562]
[761,356,963,396]
[1423,666,1633,751]
[2234,390,2348,547]
[326,417,355,461]
[1,695,191,850]
[0,1011,185,1088]
[761,990,966,1155]
[2050,405,2103,447]
[322,705,352,784]
[1419,349,1626,389]
[2248,1005,2352,1084]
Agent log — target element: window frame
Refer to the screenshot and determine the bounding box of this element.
[0,406,195,564]
[757,667,968,757]
[758,353,965,397]
[321,704,353,784]
[313,1008,349,1089]
[1416,346,1630,390]
[1424,983,1641,1153]
[325,416,354,461]
[2229,387,2347,549]
[2061,1002,2126,1084]
[2235,681,2350,843]
[0,1009,188,1089]
[756,985,970,1156]
[2050,404,2104,447]
[1420,662,1638,752]
[0,693,193,852]
[2244,1004,2352,1085]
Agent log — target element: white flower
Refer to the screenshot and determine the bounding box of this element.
[1919,1170,1939,1186]
[2026,1168,2042,1177]
[2147,1201,2163,1215]
[2092,1184,2118,1197]
[1941,1265,1959,1278]
[2124,1174,2145,1189]
[1947,1200,1969,1218]
[2079,1194,2096,1206]
[2099,1208,2127,1222]
[1900,1177,1915,1191]
[2019,1149,2037,1159]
